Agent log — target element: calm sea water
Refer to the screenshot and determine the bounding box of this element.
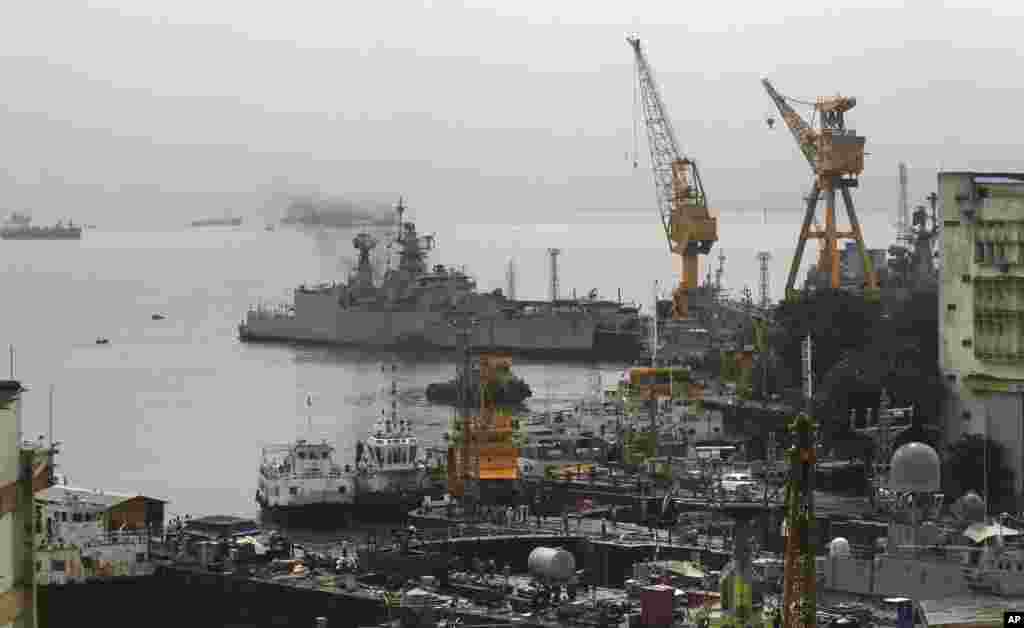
[0,209,898,520]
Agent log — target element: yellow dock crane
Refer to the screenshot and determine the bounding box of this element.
[628,36,718,320]
[761,79,878,301]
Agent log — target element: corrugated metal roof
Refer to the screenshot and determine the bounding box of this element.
[36,485,165,508]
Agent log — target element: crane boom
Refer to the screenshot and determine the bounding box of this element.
[629,36,717,320]
[761,79,817,170]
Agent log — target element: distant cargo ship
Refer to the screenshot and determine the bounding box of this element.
[190,215,243,227]
[239,198,647,362]
[1,219,82,240]
[4,211,31,226]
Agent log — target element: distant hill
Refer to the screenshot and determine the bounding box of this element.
[280,196,395,228]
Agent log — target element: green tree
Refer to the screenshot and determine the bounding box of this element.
[944,434,1016,513]
[626,431,657,465]
[809,288,943,452]
[773,289,884,388]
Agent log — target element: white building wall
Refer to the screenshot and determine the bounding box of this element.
[938,172,1024,500]
[0,384,27,628]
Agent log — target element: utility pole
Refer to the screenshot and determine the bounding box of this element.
[802,335,813,415]
[715,250,726,301]
[651,280,659,367]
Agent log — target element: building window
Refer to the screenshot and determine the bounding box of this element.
[50,560,66,572]
[947,303,957,312]
[338,486,347,494]
[974,277,1024,361]
[290,487,299,495]
[136,553,147,563]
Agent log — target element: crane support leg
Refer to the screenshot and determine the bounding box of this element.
[671,253,700,319]
[785,182,820,298]
[824,185,839,289]
[839,184,878,292]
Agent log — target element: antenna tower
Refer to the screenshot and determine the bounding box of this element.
[547,248,561,302]
[757,208,772,308]
[757,252,773,308]
[506,258,517,301]
[897,162,911,241]
[715,250,726,300]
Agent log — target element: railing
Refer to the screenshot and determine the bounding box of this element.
[42,531,149,550]
[260,469,347,481]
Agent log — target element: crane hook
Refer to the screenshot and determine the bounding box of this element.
[766,116,776,129]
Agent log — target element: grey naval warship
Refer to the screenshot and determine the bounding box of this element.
[238,198,646,362]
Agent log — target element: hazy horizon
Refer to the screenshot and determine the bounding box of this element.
[3,1,1021,234]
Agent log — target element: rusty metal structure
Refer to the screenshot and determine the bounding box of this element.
[762,79,877,301]
[446,326,519,507]
[629,36,718,319]
[782,337,817,628]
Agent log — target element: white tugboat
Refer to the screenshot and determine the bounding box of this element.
[256,437,357,526]
[353,379,430,520]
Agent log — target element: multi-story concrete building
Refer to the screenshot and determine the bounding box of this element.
[939,171,1024,500]
[1,381,55,628]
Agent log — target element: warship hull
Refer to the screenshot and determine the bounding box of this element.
[240,293,644,361]
[239,311,641,361]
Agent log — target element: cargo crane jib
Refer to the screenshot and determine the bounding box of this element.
[628,35,718,320]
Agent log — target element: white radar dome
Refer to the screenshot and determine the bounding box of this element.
[829,537,851,557]
[889,442,941,493]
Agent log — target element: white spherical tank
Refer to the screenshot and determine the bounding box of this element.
[829,537,851,557]
[528,546,576,581]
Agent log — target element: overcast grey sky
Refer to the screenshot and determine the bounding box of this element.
[1,1,1022,229]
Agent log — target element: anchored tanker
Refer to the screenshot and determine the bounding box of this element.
[239,198,646,362]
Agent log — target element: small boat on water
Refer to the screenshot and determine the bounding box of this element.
[151,313,166,321]
[95,337,109,345]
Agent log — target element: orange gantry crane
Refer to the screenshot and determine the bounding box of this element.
[761,79,877,300]
[629,36,718,320]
